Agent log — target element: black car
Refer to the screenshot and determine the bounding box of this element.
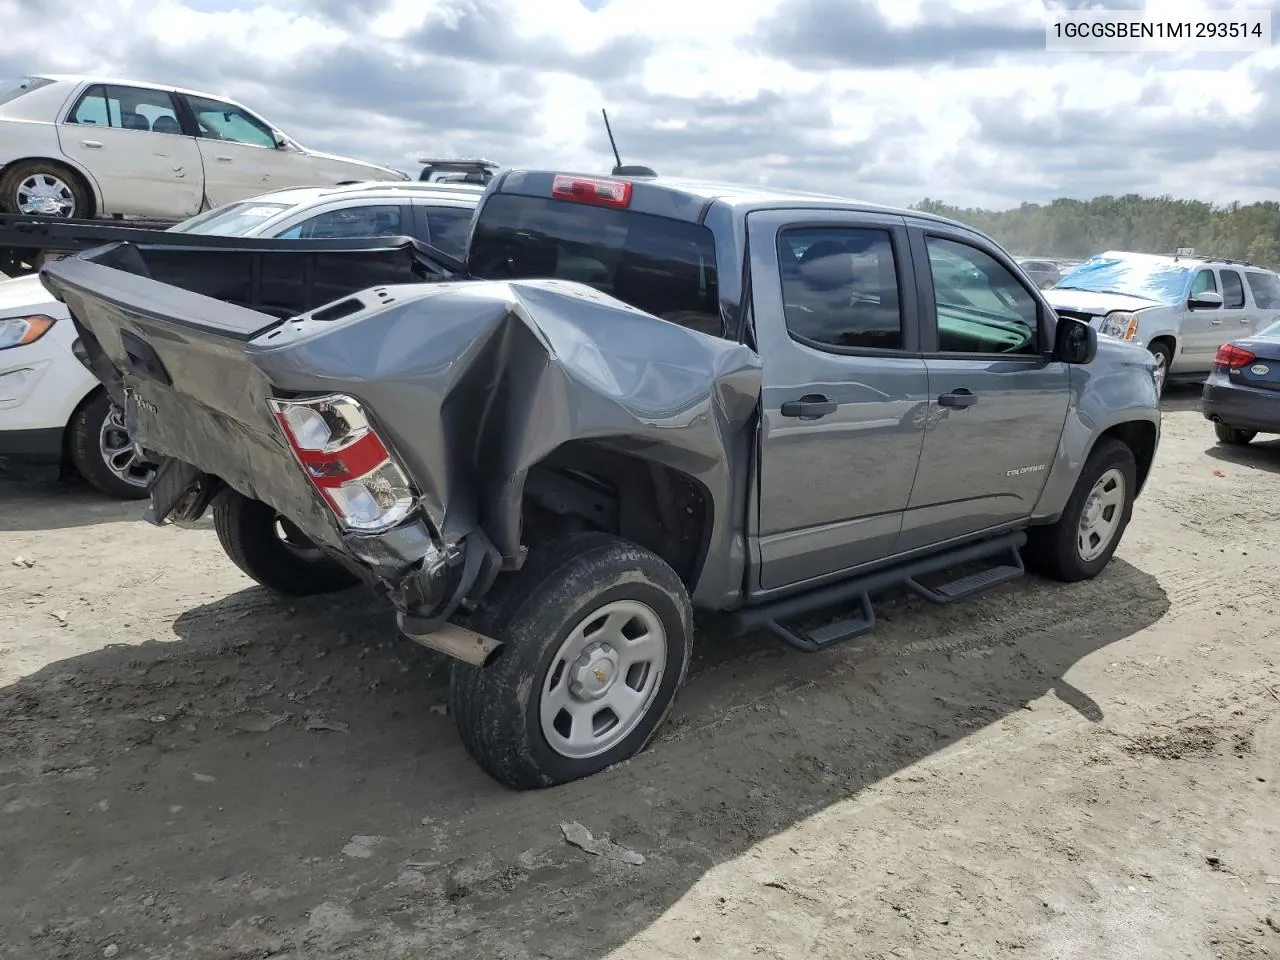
[1202,319,1280,444]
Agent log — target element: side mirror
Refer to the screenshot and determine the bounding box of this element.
[273,131,289,150]
[1055,315,1097,365]
[1188,290,1223,310]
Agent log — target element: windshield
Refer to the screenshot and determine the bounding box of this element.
[468,193,721,336]
[168,201,293,237]
[0,76,53,107]
[1053,255,1191,306]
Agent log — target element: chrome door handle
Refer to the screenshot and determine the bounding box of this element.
[937,389,978,409]
[1240,317,1252,323]
[1211,319,1223,325]
[215,155,233,163]
[80,139,103,148]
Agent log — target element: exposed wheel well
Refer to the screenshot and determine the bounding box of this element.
[1097,420,1158,493]
[519,441,713,587]
[1147,334,1176,357]
[0,157,98,218]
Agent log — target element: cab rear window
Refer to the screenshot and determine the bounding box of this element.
[467,193,721,337]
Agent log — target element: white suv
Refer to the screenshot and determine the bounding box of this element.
[0,75,408,221]
[1045,251,1280,395]
[0,180,482,497]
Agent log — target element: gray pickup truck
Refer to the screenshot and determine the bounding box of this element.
[42,170,1162,790]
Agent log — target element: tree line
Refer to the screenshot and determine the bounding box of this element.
[911,195,1280,270]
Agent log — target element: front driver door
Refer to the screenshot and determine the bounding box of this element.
[179,93,311,206]
[748,210,929,595]
[897,223,1070,552]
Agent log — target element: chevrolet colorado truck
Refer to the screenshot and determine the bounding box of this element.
[41,170,1162,790]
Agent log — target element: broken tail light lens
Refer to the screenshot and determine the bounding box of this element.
[551,174,632,208]
[269,394,416,532]
[1213,343,1256,369]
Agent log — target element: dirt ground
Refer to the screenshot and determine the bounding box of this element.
[1,386,1278,960]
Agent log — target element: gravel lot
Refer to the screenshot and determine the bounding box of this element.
[1,386,1278,960]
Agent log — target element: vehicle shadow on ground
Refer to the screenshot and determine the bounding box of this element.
[1159,383,1203,414]
[0,477,146,531]
[0,559,1169,958]
[1204,437,1280,475]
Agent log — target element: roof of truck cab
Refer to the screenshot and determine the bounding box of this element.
[498,169,970,230]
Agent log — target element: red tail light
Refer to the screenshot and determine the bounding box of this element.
[270,394,415,532]
[551,174,632,208]
[1214,343,1256,369]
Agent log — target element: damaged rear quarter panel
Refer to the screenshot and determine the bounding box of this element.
[249,278,763,603]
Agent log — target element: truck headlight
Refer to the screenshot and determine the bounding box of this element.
[1100,311,1140,341]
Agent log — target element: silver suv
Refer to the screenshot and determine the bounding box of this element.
[1046,251,1280,395]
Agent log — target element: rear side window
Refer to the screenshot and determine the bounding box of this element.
[468,193,721,337]
[68,84,183,134]
[1220,269,1246,309]
[1245,271,1280,309]
[0,76,54,106]
[777,227,903,351]
[276,204,403,239]
[423,206,474,259]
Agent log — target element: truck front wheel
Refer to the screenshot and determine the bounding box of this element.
[449,532,693,790]
[1023,437,1137,582]
[212,491,360,596]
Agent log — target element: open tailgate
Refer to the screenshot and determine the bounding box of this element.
[40,238,452,548]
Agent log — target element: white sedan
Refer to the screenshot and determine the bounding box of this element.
[0,74,408,221]
[0,180,483,497]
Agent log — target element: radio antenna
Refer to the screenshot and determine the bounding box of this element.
[602,108,623,170]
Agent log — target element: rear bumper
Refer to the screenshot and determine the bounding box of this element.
[1202,380,1280,434]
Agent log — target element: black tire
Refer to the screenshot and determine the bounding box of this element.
[0,159,90,218]
[1148,341,1172,398]
[1023,437,1137,583]
[449,532,693,790]
[67,390,154,500]
[1214,422,1256,445]
[212,490,360,596]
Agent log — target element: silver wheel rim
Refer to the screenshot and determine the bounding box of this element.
[17,172,76,217]
[1151,350,1167,393]
[540,599,667,760]
[275,516,325,562]
[99,404,156,488]
[1077,467,1125,562]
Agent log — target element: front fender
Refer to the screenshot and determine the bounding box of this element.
[1033,340,1161,520]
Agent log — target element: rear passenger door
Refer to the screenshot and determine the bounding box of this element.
[1245,270,1280,331]
[748,210,930,594]
[1217,268,1257,337]
[56,83,203,218]
[897,223,1070,552]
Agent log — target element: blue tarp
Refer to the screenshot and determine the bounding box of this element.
[1053,253,1191,306]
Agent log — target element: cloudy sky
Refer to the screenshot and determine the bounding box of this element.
[4,0,1280,209]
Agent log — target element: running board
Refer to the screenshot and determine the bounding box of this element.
[731,531,1027,654]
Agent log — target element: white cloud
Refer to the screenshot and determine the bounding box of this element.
[2,0,1279,208]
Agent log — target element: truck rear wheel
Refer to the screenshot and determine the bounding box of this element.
[449,532,693,790]
[213,491,360,596]
[1023,438,1137,582]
